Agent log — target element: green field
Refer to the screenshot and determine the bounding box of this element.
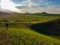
[0,14,60,45]
[0,14,60,23]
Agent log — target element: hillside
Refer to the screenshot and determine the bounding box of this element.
[0,14,60,45]
[0,27,60,45]
[31,18,60,36]
[0,11,10,15]
[0,14,60,23]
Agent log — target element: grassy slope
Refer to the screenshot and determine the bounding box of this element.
[0,27,60,45]
[0,15,60,24]
[50,36,60,40]
[0,14,60,45]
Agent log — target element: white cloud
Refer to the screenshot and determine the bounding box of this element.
[25,0,32,2]
[0,0,60,14]
[0,0,22,13]
[16,0,39,8]
[16,0,60,14]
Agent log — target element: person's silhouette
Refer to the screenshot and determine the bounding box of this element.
[3,19,9,30]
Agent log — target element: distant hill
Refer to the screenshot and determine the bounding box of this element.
[31,12,60,16]
[0,8,20,15]
[0,11,10,15]
[0,11,20,15]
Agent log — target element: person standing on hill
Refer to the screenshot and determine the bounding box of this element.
[3,19,9,30]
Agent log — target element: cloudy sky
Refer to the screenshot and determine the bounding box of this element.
[0,0,60,14]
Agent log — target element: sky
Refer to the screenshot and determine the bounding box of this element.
[0,0,60,14]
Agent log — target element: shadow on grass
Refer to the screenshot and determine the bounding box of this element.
[31,19,60,36]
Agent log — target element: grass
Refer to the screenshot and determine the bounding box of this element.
[0,14,60,24]
[50,36,60,40]
[0,27,60,45]
[0,14,60,45]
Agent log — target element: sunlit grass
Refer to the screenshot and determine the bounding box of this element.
[0,14,60,45]
[0,15,60,24]
[0,27,60,45]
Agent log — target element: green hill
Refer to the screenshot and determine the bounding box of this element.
[0,14,60,24]
[0,27,60,45]
[0,14,60,45]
